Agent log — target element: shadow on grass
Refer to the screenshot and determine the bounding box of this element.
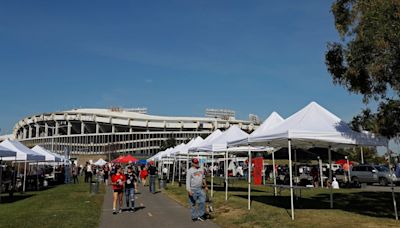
[213,186,265,193]
[234,191,400,219]
[0,194,34,204]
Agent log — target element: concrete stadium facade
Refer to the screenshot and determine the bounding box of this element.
[13,108,256,158]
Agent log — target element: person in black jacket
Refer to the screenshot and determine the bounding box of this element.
[125,166,138,212]
[148,161,158,194]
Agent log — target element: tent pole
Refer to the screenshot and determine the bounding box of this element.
[328,146,333,209]
[225,150,228,201]
[387,144,398,220]
[36,162,39,191]
[248,145,252,210]
[178,157,181,184]
[288,139,294,220]
[211,151,214,198]
[23,161,27,194]
[360,147,364,164]
[319,157,323,188]
[272,149,277,196]
[172,157,176,185]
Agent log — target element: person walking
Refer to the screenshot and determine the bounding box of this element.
[111,167,126,214]
[125,166,138,212]
[103,164,109,185]
[148,161,158,194]
[186,158,208,222]
[140,166,148,187]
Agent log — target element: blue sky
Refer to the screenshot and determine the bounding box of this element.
[1,1,397,151]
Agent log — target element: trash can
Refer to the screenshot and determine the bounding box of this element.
[159,178,166,189]
[90,181,99,194]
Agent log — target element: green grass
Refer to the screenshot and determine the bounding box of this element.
[164,177,400,228]
[0,177,105,228]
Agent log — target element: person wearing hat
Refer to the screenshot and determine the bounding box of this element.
[186,158,208,222]
[148,161,158,194]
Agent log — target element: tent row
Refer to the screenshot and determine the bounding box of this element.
[148,101,392,220]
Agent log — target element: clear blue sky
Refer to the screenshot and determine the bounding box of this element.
[1,0,397,152]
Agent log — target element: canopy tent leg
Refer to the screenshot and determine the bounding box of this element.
[23,161,27,194]
[288,139,294,220]
[272,149,277,196]
[319,157,323,188]
[37,162,40,190]
[178,157,181,183]
[328,146,333,209]
[360,147,364,164]
[172,157,176,185]
[248,146,252,210]
[225,150,228,201]
[387,145,399,220]
[211,151,214,198]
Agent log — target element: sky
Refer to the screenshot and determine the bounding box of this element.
[0,1,397,152]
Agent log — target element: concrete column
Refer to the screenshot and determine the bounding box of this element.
[45,123,49,136]
[129,128,133,133]
[55,122,59,135]
[28,125,32,138]
[67,121,72,135]
[23,128,27,139]
[112,125,116,133]
[96,123,100,134]
[81,122,85,134]
[35,124,39,138]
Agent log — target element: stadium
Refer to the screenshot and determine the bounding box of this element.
[12,108,256,159]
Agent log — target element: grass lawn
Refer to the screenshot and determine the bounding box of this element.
[0,177,105,228]
[164,177,400,227]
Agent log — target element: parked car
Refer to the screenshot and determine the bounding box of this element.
[351,164,399,186]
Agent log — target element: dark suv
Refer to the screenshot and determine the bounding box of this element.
[351,164,399,186]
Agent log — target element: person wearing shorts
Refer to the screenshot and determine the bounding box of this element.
[111,167,126,214]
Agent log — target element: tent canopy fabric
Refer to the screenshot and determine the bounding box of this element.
[0,139,45,161]
[32,145,61,162]
[229,112,284,147]
[120,154,139,163]
[197,125,250,152]
[189,129,222,152]
[0,144,17,158]
[248,102,387,148]
[94,158,107,166]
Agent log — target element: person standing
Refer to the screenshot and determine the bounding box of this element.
[111,167,126,214]
[148,161,158,194]
[86,162,93,183]
[103,164,109,185]
[125,166,138,212]
[186,158,208,222]
[72,164,79,184]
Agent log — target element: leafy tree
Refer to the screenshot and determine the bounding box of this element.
[160,137,176,151]
[325,0,400,139]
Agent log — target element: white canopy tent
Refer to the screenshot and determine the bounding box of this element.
[0,140,45,161]
[94,158,107,166]
[0,145,17,202]
[248,101,389,220]
[32,145,62,162]
[228,112,285,199]
[0,140,46,193]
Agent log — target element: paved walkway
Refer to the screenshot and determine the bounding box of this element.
[99,185,219,228]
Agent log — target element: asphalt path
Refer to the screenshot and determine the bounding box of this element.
[99,184,219,228]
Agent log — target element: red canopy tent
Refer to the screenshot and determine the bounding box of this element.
[119,154,139,163]
[335,159,354,165]
[111,155,125,163]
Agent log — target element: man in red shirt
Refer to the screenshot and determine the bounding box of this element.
[111,167,126,214]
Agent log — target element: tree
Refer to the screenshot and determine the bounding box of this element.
[160,138,176,151]
[325,0,400,139]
